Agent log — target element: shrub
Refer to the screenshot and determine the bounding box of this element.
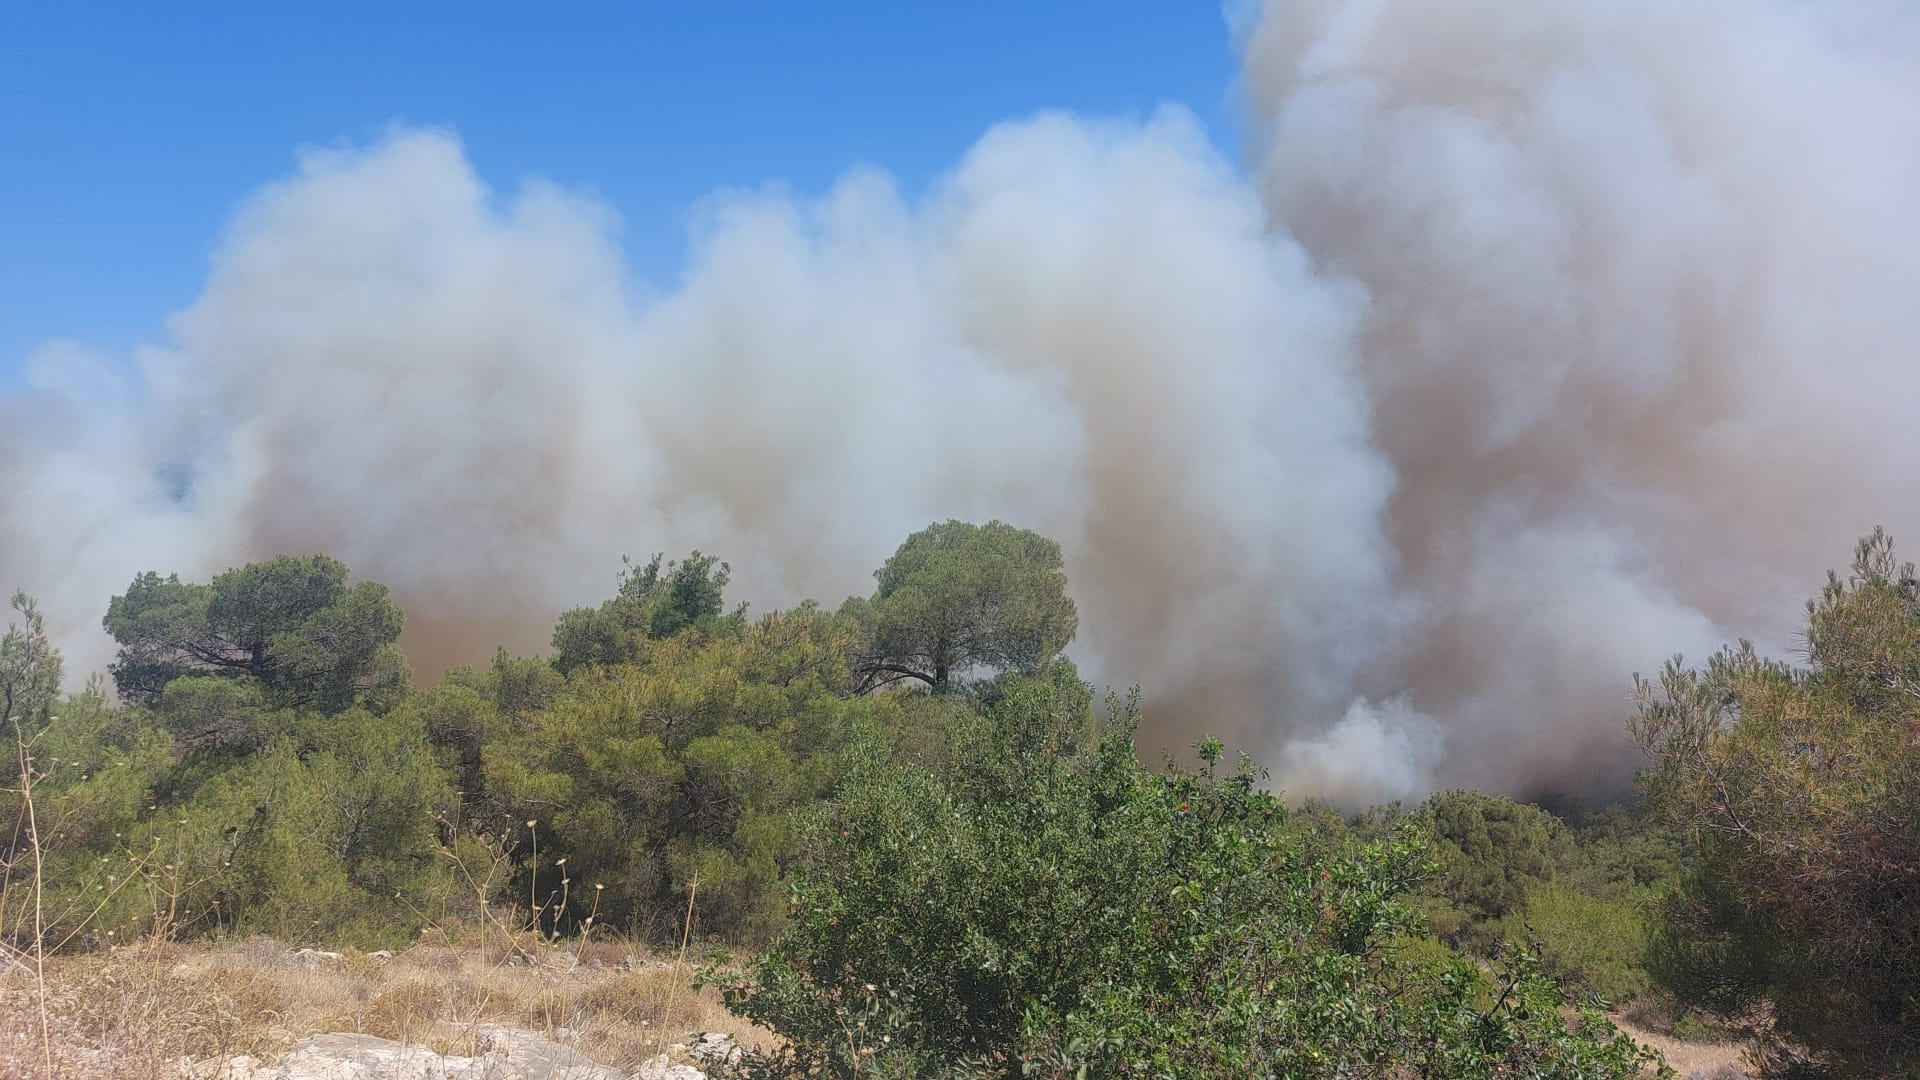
[1505,882,1653,1004]
[715,667,1666,1078]
[1424,790,1572,944]
[488,608,880,942]
[1672,1012,1712,1043]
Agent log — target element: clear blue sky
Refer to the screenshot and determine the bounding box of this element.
[0,3,1243,378]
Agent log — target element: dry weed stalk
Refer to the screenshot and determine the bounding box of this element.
[656,873,700,1064]
[8,715,52,1078]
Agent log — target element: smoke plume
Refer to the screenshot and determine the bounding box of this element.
[5,0,1917,802]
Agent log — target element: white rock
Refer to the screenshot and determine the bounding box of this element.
[288,948,343,968]
[691,1033,740,1065]
[213,1033,468,1078]
[634,1054,706,1080]
[194,1028,644,1080]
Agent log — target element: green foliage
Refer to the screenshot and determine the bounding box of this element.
[552,552,745,674]
[492,607,877,942]
[153,676,275,755]
[1501,883,1653,1004]
[2,681,176,925]
[715,667,1663,1078]
[852,520,1077,693]
[10,584,451,947]
[1633,529,1920,1073]
[1425,789,1572,935]
[102,555,408,712]
[1383,789,1678,1011]
[13,694,456,948]
[394,678,504,817]
[2,591,63,735]
[1672,1012,1713,1043]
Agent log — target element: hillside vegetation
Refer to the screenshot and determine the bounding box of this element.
[4,522,1916,1076]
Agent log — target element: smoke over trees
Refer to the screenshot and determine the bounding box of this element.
[4,0,1918,802]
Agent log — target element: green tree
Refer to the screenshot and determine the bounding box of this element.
[102,555,407,712]
[851,520,1078,693]
[397,680,501,808]
[1633,529,1920,1073]
[1422,790,1572,948]
[1,591,62,734]
[152,675,274,755]
[493,607,875,941]
[552,552,745,674]
[1503,882,1653,1004]
[9,681,456,948]
[718,666,1662,1078]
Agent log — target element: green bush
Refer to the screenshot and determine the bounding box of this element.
[714,667,1666,1078]
[1424,790,1571,945]
[1504,882,1654,1005]
[1672,1012,1712,1043]
[487,606,882,942]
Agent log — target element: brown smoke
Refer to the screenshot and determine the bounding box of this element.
[1240,0,1920,795]
[5,2,1918,802]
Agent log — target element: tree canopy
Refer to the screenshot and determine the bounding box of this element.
[102,554,407,712]
[1633,528,1920,1074]
[850,519,1078,693]
[551,552,744,674]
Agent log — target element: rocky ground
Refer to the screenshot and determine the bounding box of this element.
[189,1027,720,1079]
[0,936,765,1079]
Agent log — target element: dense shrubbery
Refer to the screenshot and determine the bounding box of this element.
[3,522,1081,950]
[715,665,1660,1078]
[487,605,890,940]
[8,523,1918,1075]
[1279,789,1678,1015]
[5,676,456,947]
[1410,791,1678,1006]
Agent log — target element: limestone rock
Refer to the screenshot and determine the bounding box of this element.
[634,1055,706,1080]
[199,1033,463,1078]
[190,1027,683,1080]
[287,948,343,968]
[690,1033,739,1066]
[473,1024,630,1078]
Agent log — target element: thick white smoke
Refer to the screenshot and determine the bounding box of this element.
[1244,0,1920,794]
[2,114,1401,781]
[5,1,1917,802]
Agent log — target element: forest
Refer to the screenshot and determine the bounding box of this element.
[3,520,1916,1077]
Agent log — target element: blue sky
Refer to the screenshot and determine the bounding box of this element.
[0,3,1244,379]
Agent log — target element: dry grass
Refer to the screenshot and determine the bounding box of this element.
[4,717,767,1077]
[0,934,772,1078]
[1609,1006,1752,1079]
